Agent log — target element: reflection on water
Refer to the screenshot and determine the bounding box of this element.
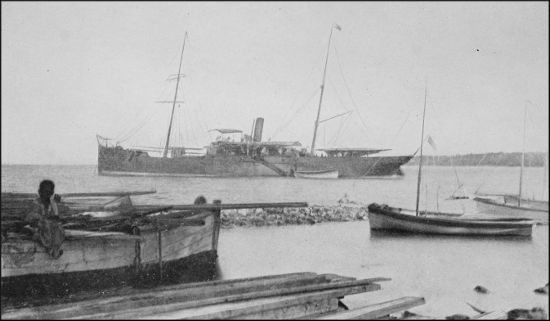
[368,229,534,242]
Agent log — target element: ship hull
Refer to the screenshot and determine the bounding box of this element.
[98,145,412,178]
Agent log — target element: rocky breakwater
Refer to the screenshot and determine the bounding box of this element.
[220,202,368,229]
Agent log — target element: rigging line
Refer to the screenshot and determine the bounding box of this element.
[114,105,157,142]
[197,103,212,143]
[185,105,192,146]
[333,46,371,137]
[270,49,327,140]
[118,108,157,140]
[327,75,351,113]
[332,111,354,145]
[189,100,201,147]
[474,152,506,194]
[116,111,156,144]
[117,106,159,143]
[178,104,183,147]
[324,77,353,142]
[271,87,320,139]
[328,112,353,145]
[363,101,419,176]
[389,110,412,146]
[184,102,195,147]
[270,65,321,138]
[184,103,193,147]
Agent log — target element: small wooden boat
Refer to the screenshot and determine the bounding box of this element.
[502,194,548,210]
[473,196,548,225]
[1,191,308,298]
[294,169,339,179]
[473,107,549,225]
[1,203,221,298]
[367,89,533,237]
[367,203,534,237]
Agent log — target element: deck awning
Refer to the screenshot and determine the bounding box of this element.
[257,141,302,147]
[209,129,243,134]
[216,141,302,147]
[318,148,391,157]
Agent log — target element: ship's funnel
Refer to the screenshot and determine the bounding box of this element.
[253,117,264,142]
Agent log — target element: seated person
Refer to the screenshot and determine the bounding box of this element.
[25,179,66,259]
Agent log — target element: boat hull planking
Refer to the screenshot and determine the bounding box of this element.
[1,211,221,297]
[367,204,533,236]
[473,197,548,225]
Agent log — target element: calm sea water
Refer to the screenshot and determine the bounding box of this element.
[1,164,548,317]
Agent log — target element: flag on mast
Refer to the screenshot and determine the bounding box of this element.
[427,135,437,151]
[334,23,342,31]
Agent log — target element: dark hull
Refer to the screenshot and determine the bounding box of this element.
[98,145,412,178]
[1,210,221,302]
[0,250,217,301]
[367,203,533,236]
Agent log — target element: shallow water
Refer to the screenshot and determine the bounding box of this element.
[2,164,548,318]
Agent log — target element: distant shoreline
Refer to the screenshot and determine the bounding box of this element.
[1,151,547,167]
[407,152,547,167]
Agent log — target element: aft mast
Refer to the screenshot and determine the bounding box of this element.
[310,24,341,155]
[163,33,188,158]
[543,151,549,200]
[415,85,428,216]
[518,104,527,206]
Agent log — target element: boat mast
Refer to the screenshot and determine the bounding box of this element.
[415,86,428,216]
[311,24,340,155]
[163,33,188,158]
[543,151,549,200]
[518,104,527,206]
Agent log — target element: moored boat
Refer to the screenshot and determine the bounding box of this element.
[472,107,548,225]
[294,169,339,179]
[1,199,221,298]
[1,191,308,298]
[367,87,534,237]
[97,28,412,179]
[367,203,534,237]
[473,196,548,225]
[502,194,548,210]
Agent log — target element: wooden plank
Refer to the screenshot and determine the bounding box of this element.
[65,230,142,241]
[1,273,320,319]
[70,281,381,319]
[143,290,344,319]
[134,202,309,211]
[314,296,425,320]
[321,273,357,283]
[1,190,156,199]
[3,278,382,320]
[78,285,379,319]
[239,297,338,320]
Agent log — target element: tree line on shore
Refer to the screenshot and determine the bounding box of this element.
[407,152,547,167]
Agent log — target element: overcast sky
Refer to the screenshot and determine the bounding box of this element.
[2,2,548,164]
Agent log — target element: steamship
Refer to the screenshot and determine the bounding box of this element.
[97,29,412,178]
[98,116,412,178]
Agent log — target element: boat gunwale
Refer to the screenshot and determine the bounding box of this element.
[294,169,338,175]
[473,197,549,213]
[367,204,535,228]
